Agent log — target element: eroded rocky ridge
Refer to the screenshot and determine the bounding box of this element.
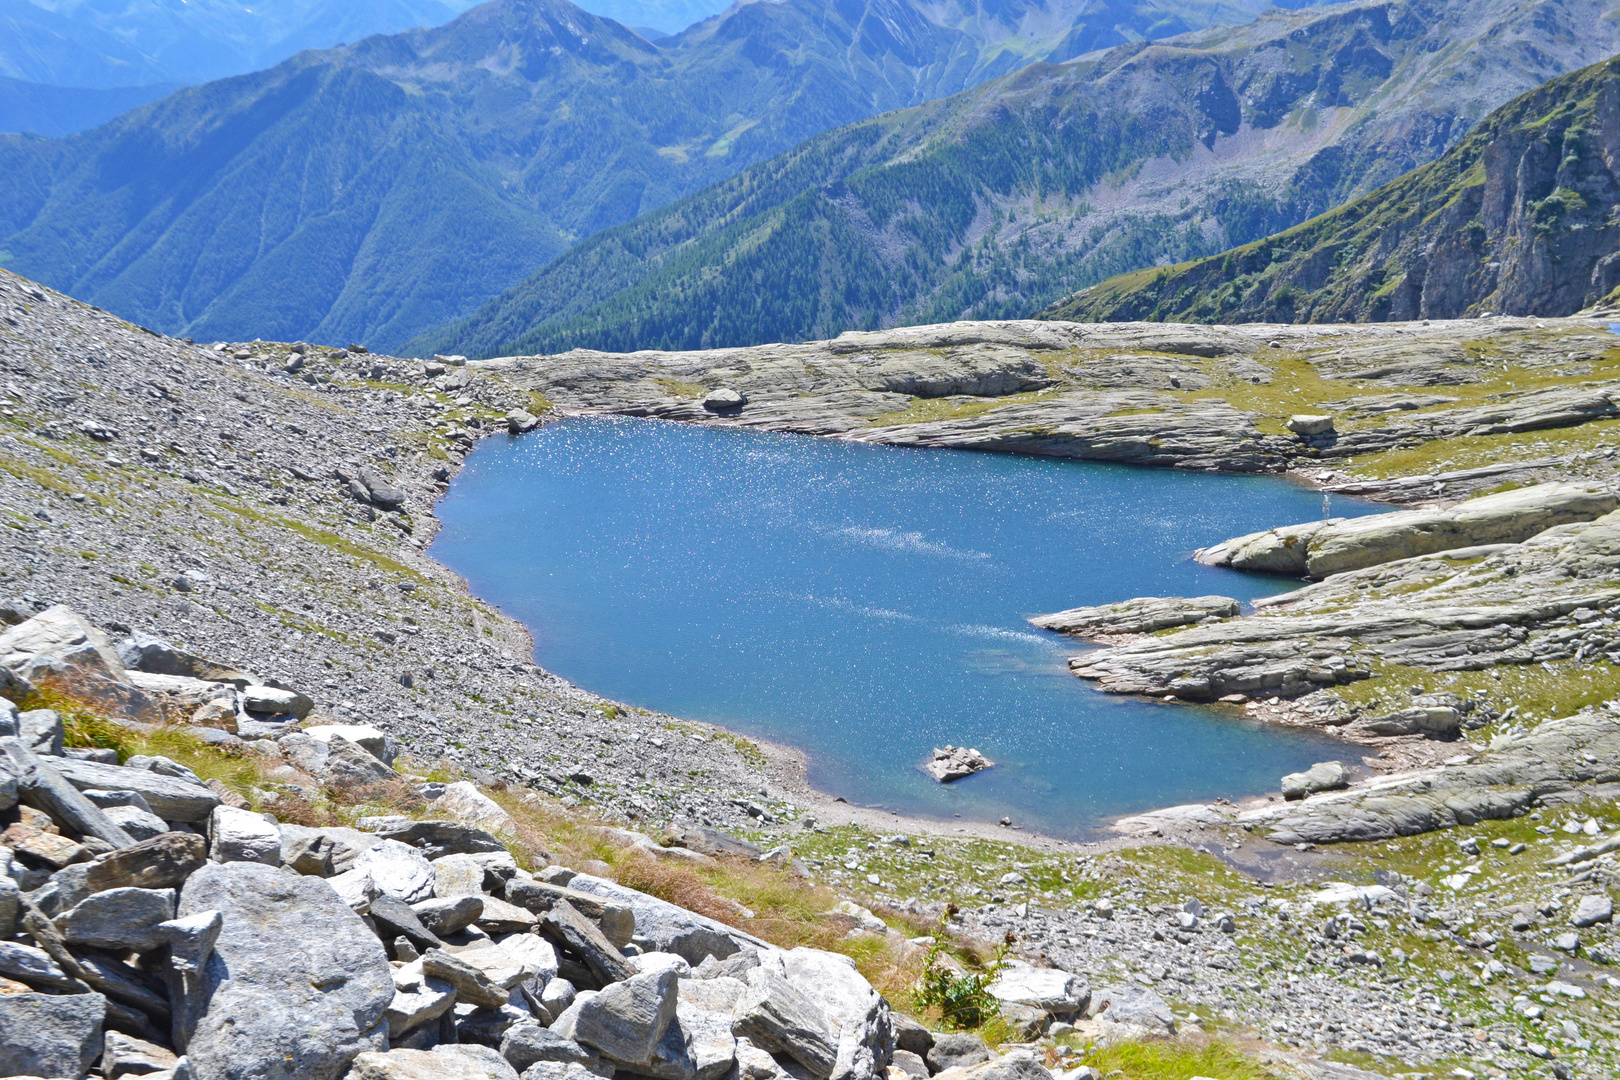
[477,313,1620,496]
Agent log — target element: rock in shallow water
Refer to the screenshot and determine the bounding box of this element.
[924,745,991,783]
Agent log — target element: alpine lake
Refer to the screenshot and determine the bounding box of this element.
[431,415,1388,839]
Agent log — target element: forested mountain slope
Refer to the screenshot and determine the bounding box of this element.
[1040,56,1620,324]
[415,0,1620,358]
[0,0,1291,350]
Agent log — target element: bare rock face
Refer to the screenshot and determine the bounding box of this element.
[1196,482,1618,579]
[1031,595,1239,638]
[169,861,393,1080]
[924,745,991,783]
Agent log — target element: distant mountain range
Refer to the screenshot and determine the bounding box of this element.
[415,0,1620,359]
[0,0,482,135]
[1041,55,1620,323]
[0,0,1307,349]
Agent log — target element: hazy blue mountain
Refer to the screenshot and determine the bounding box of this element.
[0,0,1305,348]
[415,0,1620,358]
[571,0,729,35]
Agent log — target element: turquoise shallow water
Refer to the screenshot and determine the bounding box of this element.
[431,416,1387,839]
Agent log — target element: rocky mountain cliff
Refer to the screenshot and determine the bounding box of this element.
[1042,54,1620,324]
[0,0,1286,353]
[415,0,1620,359]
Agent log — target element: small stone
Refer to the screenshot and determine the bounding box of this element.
[412,894,485,936]
[102,1030,179,1078]
[210,805,283,865]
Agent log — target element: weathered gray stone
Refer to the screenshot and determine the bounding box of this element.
[943,1049,1055,1080]
[86,832,207,891]
[423,947,511,1010]
[300,723,396,765]
[240,683,313,719]
[117,633,248,685]
[559,967,679,1068]
[565,873,768,964]
[478,895,538,934]
[156,910,224,975]
[370,894,445,953]
[892,1049,929,1078]
[540,899,636,985]
[890,1014,933,1058]
[501,1024,606,1074]
[387,975,457,1038]
[54,887,176,952]
[169,861,392,1080]
[1092,985,1174,1032]
[49,757,220,822]
[506,878,635,947]
[731,967,838,1078]
[209,805,282,865]
[413,894,485,935]
[0,939,80,992]
[277,823,377,874]
[350,1045,521,1080]
[1280,761,1352,800]
[20,707,63,755]
[539,977,577,1022]
[0,990,106,1079]
[102,1031,180,1079]
[354,839,435,903]
[103,802,172,841]
[985,961,1089,1017]
[1571,893,1614,927]
[1,737,137,848]
[359,817,506,861]
[925,1033,990,1074]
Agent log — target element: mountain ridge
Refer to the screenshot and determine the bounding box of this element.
[1038,53,1620,323]
[413,0,1620,359]
[0,0,1313,349]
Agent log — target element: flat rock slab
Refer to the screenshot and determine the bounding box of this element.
[50,757,220,822]
[350,1045,520,1080]
[1030,595,1239,638]
[171,860,393,1080]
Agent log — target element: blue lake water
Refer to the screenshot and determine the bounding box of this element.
[431,416,1387,839]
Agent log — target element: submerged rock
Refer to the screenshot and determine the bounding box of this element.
[924,745,991,782]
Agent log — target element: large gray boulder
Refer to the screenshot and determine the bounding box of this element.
[731,966,838,1078]
[169,860,393,1080]
[925,1033,990,1074]
[354,839,435,903]
[0,991,106,1079]
[557,967,680,1069]
[1280,761,1351,800]
[1196,482,1618,579]
[209,805,283,865]
[940,1050,1055,1080]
